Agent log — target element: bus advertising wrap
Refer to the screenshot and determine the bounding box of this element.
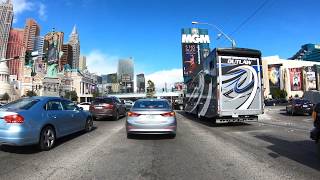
[289,68,303,91]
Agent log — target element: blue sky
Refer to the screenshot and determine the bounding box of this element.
[6,0,320,88]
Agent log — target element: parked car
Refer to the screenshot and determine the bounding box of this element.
[78,102,91,111]
[123,100,134,111]
[126,98,177,138]
[286,99,314,115]
[264,98,288,106]
[90,96,126,120]
[0,97,93,150]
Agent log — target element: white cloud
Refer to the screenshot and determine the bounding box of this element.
[38,3,47,21]
[145,69,183,91]
[8,0,34,23]
[1,0,47,23]
[85,50,119,75]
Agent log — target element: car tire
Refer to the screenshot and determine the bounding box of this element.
[169,134,176,139]
[39,126,56,151]
[85,117,93,132]
[127,133,133,139]
[113,111,119,121]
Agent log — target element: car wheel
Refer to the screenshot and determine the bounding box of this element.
[169,134,176,139]
[85,117,93,132]
[127,133,133,139]
[113,111,119,121]
[39,126,56,151]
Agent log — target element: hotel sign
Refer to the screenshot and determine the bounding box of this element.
[181,34,210,44]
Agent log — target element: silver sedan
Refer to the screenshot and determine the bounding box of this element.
[126,99,177,138]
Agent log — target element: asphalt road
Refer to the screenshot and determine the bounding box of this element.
[0,106,319,180]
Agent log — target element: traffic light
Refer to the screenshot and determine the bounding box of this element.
[24,50,32,66]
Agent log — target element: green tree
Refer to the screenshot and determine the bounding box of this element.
[2,93,10,101]
[64,91,78,102]
[270,88,287,99]
[146,80,156,98]
[26,90,37,97]
[92,88,100,99]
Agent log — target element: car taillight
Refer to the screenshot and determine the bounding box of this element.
[312,111,317,122]
[128,112,141,117]
[161,112,175,117]
[4,114,24,123]
[103,104,113,109]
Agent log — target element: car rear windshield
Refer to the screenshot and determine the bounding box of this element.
[133,100,169,109]
[0,98,40,110]
[293,99,310,104]
[93,98,113,104]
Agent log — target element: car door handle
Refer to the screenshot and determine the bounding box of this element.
[51,116,57,119]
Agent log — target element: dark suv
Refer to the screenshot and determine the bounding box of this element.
[90,96,126,120]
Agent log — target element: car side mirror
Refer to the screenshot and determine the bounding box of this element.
[121,100,125,104]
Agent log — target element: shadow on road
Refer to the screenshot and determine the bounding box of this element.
[279,112,311,117]
[0,127,97,154]
[255,135,320,171]
[128,134,175,140]
[177,111,251,128]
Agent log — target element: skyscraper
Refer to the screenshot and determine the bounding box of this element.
[79,55,86,71]
[136,73,145,93]
[23,19,40,51]
[0,0,13,96]
[69,25,80,69]
[0,0,13,58]
[61,44,73,71]
[118,58,134,93]
[33,36,45,56]
[6,29,25,80]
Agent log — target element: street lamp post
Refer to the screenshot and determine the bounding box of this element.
[192,21,236,48]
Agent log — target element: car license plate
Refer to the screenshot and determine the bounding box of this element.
[95,106,103,109]
[303,105,308,108]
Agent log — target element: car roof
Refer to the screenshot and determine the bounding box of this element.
[136,98,168,102]
[25,96,69,101]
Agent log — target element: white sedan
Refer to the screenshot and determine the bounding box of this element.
[78,102,91,111]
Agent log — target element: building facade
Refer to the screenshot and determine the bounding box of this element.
[136,73,145,93]
[118,58,134,93]
[290,44,320,62]
[0,0,13,97]
[23,19,40,51]
[262,56,320,98]
[61,44,73,71]
[33,36,45,56]
[6,28,25,80]
[0,0,13,59]
[79,55,86,71]
[44,31,64,71]
[69,25,80,69]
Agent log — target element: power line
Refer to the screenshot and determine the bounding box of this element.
[231,0,270,36]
